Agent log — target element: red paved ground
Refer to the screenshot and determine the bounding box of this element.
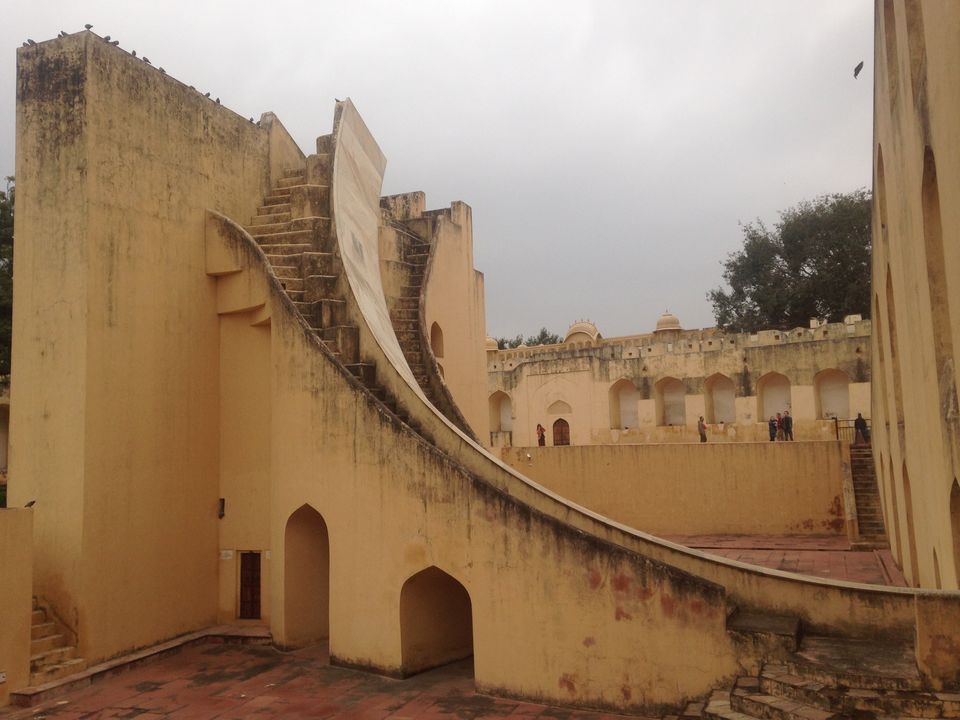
[0,643,642,720]
[663,534,907,587]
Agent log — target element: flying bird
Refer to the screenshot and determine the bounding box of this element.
[85,24,93,30]
[854,60,864,78]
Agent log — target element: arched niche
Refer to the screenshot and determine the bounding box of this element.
[430,322,444,359]
[757,372,791,421]
[609,379,639,429]
[552,418,570,446]
[655,377,686,427]
[951,480,960,588]
[547,400,572,415]
[400,567,473,677]
[704,373,735,424]
[284,504,330,647]
[488,391,512,433]
[814,369,851,420]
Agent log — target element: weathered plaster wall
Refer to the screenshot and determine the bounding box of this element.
[0,510,32,705]
[871,0,960,589]
[500,443,846,536]
[11,33,278,663]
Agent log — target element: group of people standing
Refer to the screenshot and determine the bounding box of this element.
[768,411,794,441]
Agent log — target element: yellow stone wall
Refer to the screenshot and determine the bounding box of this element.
[489,320,871,447]
[500,442,848,536]
[10,33,283,663]
[0,510,32,706]
[871,0,960,589]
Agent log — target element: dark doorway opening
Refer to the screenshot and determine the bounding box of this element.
[239,551,261,619]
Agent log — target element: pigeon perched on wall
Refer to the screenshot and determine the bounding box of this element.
[104,35,111,41]
[143,57,151,65]
[27,39,36,45]
[159,67,165,74]
[59,31,68,38]
[85,24,93,30]
[131,49,136,57]
[854,61,864,78]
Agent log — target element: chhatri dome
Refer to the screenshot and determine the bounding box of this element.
[654,310,682,333]
[485,336,499,351]
[564,320,602,344]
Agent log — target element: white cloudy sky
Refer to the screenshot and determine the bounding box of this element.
[1,1,874,338]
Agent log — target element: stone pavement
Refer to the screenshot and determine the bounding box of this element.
[663,534,907,587]
[0,642,641,720]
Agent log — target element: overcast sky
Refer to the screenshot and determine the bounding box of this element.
[1,1,874,339]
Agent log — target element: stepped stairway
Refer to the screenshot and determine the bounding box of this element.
[701,632,959,720]
[386,226,432,393]
[28,596,83,686]
[849,445,888,545]
[242,141,425,436]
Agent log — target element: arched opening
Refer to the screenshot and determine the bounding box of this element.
[922,146,956,423]
[757,372,791,422]
[284,505,330,647]
[951,480,960,587]
[430,322,444,359]
[902,462,921,586]
[547,400,572,415]
[704,373,736,424]
[488,391,512,433]
[814,369,851,420]
[889,456,903,566]
[883,0,900,106]
[877,145,889,250]
[655,377,686,426]
[886,267,905,423]
[400,567,473,677]
[553,418,570,446]
[609,379,639,429]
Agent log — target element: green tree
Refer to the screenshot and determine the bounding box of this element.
[0,177,12,377]
[709,189,871,332]
[495,327,562,349]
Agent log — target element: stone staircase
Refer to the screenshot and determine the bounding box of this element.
[28,596,84,686]
[850,446,888,544]
[387,227,432,393]
[242,141,424,436]
[701,633,959,720]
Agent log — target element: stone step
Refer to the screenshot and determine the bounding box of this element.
[394,298,419,310]
[264,192,292,206]
[731,687,839,720]
[258,202,291,216]
[31,621,57,640]
[275,174,306,189]
[346,362,377,387]
[250,212,292,226]
[294,299,346,330]
[251,226,333,248]
[406,253,429,264]
[761,664,956,718]
[727,610,802,654]
[247,221,295,235]
[282,167,305,178]
[28,657,86,688]
[305,274,340,301]
[269,264,299,280]
[400,285,421,298]
[31,633,66,654]
[276,277,304,293]
[788,637,922,691]
[31,644,76,670]
[257,242,312,256]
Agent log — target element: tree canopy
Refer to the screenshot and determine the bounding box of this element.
[495,327,563,349]
[708,189,871,333]
[0,178,12,377]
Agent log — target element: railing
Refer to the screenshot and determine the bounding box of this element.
[835,417,871,445]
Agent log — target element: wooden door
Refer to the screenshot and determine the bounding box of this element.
[239,552,261,619]
[553,418,570,446]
